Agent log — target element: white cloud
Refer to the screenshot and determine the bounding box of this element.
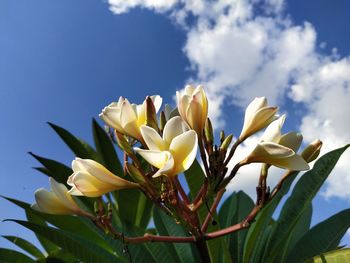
[107,0,350,201]
[108,0,177,14]
[291,58,350,200]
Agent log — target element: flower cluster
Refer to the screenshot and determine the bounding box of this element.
[32,85,322,240]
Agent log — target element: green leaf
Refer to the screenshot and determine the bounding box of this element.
[117,189,141,225]
[219,191,254,263]
[0,196,61,255]
[264,144,350,262]
[25,209,61,255]
[279,202,312,262]
[9,220,120,263]
[92,119,123,175]
[48,122,98,160]
[184,159,205,200]
[27,209,115,254]
[243,171,299,263]
[29,152,72,185]
[153,207,196,263]
[305,248,350,263]
[287,209,350,263]
[123,226,175,263]
[134,192,153,229]
[2,235,45,259]
[0,248,35,263]
[2,195,115,256]
[250,224,273,263]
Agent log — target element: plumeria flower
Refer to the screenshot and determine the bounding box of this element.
[176,85,208,134]
[134,116,198,177]
[32,178,88,216]
[99,95,162,141]
[239,97,278,141]
[246,115,309,171]
[67,158,139,197]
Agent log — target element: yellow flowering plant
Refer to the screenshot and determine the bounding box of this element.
[2,87,350,263]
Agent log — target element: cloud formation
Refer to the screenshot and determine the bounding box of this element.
[108,0,350,200]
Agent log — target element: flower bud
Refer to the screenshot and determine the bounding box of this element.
[176,85,208,133]
[115,131,134,156]
[301,139,322,163]
[159,111,167,132]
[68,158,139,197]
[239,97,278,141]
[220,134,233,151]
[204,118,214,144]
[146,96,159,131]
[125,162,146,184]
[31,178,88,216]
[100,95,162,141]
[220,130,225,144]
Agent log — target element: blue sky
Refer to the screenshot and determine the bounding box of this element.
[1,0,350,251]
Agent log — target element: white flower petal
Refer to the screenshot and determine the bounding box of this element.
[72,158,135,186]
[134,148,171,169]
[279,132,303,152]
[99,102,123,131]
[120,99,140,139]
[185,85,195,95]
[163,116,189,144]
[272,154,310,171]
[70,171,119,197]
[186,96,203,132]
[150,95,162,112]
[34,188,72,215]
[243,97,267,127]
[152,152,174,177]
[261,114,286,143]
[169,130,198,174]
[49,178,79,212]
[252,142,295,160]
[140,125,165,151]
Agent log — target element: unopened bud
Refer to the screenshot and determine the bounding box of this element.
[146,96,159,131]
[204,118,214,143]
[160,111,167,132]
[169,107,180,119]
[220,130,225,144]
[301,139,322,163]
[94,201,99,214]
[125,162,146,184]
[115,131,133,155]
[220,134,233,151]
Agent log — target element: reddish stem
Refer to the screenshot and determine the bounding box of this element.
[201,188,225,232]
[173,177,190,205]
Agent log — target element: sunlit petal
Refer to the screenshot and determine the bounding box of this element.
[34,188,72,215]
[49,178,79,211]
[152,152,174,177]
[261,115,285,143]
[69,171,118,197]
[134,148,170,169]
[272,154,309,171]
[169,130,198,174]
[140,125,165,151]
[163,116,189,145]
